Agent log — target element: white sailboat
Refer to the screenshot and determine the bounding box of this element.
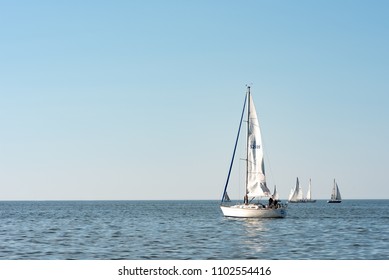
[289,177,316,203]
[220,86,287,218]
[328,179,342,203]
[288,177,304,203]
[305,178,316,203]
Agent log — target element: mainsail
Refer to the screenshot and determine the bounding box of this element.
[246,94,271,197]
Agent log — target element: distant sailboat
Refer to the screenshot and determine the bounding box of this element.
[328,179,342,203]
[288,177,304,203]
[220,86,287,218]
[289,177,316,203]
[305,178,316,203]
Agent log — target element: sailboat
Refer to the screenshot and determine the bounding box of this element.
[305,178,316,203]
[288,177,304,203]
[328,179,342,203]
[220,86,287,218]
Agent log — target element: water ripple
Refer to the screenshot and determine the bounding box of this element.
[0,200,388,259]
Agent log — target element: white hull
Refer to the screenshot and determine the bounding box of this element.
[220,204,286,218]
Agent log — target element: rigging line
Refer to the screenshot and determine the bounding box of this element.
[238,155,241,202]
[220,93,247,204]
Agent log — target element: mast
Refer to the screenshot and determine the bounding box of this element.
[245,86,251,197]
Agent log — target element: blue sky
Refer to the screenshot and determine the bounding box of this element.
[0,0,388,200]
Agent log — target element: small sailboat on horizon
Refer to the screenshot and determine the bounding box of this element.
[288,177,316,203]
[305,178,316,203]
[220,86,287,218]
[288,177,304,203]
[328,179,342,203]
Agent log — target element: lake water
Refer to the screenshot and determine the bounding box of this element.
[0,200,388,259]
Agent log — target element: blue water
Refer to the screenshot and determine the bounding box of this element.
[0,200,388,259]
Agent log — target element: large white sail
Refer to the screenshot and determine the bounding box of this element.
[246,94,271,197]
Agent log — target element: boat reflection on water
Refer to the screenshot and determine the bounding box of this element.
[241,218,268,254]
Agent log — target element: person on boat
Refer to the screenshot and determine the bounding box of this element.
[268,196,274,207]
[244,194,249,205]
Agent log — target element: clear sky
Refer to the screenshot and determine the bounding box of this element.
[0,0,388,200]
